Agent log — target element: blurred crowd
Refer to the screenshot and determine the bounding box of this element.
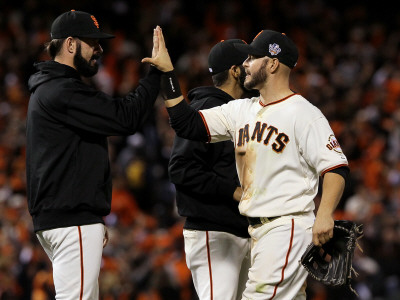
[0,0,399,299]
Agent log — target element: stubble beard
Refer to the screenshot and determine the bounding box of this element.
[244,60,267,91]
[238,65,259,98]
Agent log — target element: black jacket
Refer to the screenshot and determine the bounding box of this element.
[168,86,249,238]
[26,61,161,232]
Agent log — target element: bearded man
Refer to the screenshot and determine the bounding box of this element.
[26,12,173,299]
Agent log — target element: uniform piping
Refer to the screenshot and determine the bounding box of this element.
[78,226,84,300]
[206,231,214,300]
[270,219,294,299]
[199,111,211,143]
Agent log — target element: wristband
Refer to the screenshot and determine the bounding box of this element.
[161,71,182,100]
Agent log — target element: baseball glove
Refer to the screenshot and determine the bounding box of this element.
[300,220,363,295]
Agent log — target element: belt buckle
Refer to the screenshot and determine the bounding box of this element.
[260,217,270,224]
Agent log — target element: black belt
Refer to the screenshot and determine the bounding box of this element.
[247,216,280,226]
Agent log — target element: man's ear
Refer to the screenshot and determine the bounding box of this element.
[66,37,76,54]
[230,65,240,79]
[268,58,280,73]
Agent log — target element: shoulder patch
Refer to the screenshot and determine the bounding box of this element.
[326,134,343,154]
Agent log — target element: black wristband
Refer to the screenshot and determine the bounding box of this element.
[161,71,182,100]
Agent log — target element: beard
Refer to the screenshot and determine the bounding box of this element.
[238,65,260,98]
[74,42,99,77]
[244,59,267,91]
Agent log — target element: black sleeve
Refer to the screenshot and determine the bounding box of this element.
[64,66,162,136]
[166,100,209,142]
[325,166,350,181]
[168,136,238,199]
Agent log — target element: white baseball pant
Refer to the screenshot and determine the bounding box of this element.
[36,223,106,300]
[183,229,251,300]
[241,212,314,300]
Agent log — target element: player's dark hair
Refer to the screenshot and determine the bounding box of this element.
[211,69,229,87]
[45,39,65,59]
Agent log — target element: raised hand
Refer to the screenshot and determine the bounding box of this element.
[142,26,174,72]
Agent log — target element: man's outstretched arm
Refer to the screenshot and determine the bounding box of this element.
[142,26,208,141]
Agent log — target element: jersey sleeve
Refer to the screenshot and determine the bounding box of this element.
[199,103,236,143]
[297,116,348,176]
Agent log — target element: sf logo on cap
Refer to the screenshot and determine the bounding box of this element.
[269,43,281,56]
[91,15,99,28]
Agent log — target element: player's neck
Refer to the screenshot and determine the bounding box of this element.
[259,86,294,105]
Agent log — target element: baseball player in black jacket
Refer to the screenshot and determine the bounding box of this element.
[26,11,174,299]
[168,39,258,300]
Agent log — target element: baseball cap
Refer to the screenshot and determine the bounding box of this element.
[208,39,249,75]
[50,10,115,39]
[234,30,298,68]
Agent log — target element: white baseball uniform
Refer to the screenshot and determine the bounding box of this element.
[36,224,106,300]
[183,230,250,300]
[198,93,348,299]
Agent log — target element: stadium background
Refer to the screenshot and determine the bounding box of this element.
[0,0,399,299]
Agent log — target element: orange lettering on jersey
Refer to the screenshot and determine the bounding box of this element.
[242,124,250,144]
[251,122,267,142]
[237,128,244,146]
[237,125,250,147]
[237,122,290,153]
[272,133,290,153]
[263,126,278,145]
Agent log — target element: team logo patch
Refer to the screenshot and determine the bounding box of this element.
[326,134,343,154]
[269,43,281,56]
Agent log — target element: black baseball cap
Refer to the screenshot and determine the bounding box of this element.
[234,30,298,69]
[50,10,115,39]
[208,39,249,75]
